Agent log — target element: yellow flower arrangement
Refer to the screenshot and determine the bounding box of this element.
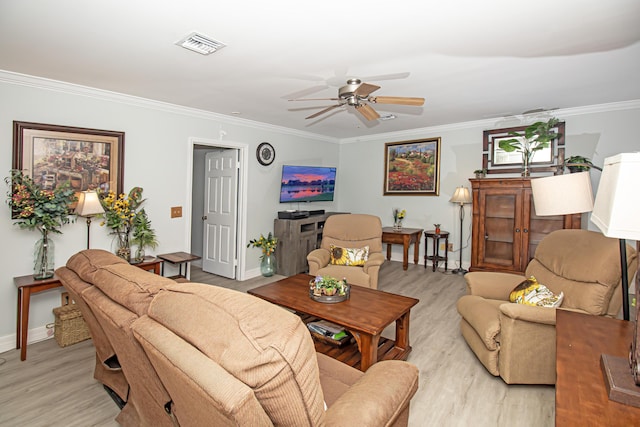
[247,232,278,258]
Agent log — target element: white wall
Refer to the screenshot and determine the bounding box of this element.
[338,104,640,269]
[0,72,339,350]
[1,71,638,352]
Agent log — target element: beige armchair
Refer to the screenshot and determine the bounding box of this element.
[456,229,637,384]
[307,214,385,289]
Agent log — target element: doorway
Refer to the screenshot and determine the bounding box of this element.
[189,137,249,280]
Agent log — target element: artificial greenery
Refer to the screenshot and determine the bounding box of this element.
[98,187,147,250]
[131,208,159,251]
[247,232,278,258]
[564,155,594,172]
[310,275,349,297]
[498,117,561,163]
[5,169,76,233]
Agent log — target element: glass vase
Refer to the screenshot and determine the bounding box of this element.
[112,233,131,262]
[260,253,277,277]
[34,229,55,280]
[393,220,403,231]
[522,151,532,177]
[133,246,145,264]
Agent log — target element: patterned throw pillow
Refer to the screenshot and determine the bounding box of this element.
[329,245,369,266]
[509,276,564,308]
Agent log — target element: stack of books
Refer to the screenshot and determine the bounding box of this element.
[307,320,348,341]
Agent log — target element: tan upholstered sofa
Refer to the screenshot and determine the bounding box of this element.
[307,213,385,289]
[57,249,419,426]
[456,229,638,385]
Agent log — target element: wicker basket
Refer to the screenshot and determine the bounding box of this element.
[53,303,91,347]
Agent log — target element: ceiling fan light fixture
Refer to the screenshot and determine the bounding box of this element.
[176,32,226,55]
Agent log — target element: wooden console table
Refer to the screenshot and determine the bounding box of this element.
[14,257,163,361]
[556,310,640,425]
[381,227,423,270]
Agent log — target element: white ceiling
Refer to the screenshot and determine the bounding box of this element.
[1,0,639,139]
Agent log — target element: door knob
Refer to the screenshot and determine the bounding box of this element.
[202,215,207,220]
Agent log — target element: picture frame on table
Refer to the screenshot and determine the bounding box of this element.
[12,121,125,204]
[383,137,441,196]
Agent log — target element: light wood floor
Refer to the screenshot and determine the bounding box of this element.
[0,261,554,426]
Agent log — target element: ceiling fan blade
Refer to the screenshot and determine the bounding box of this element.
[369,96,425,106]
[362,72,410,82]
[289,97,340,101]
[354,83,381,98]
[306,104,342,119]
[355,103,380,121]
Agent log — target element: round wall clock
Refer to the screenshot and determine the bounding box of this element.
[256,142,275,166]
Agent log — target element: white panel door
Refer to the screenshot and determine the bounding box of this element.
[202,149,238,278]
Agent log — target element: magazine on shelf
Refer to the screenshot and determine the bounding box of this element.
[307,320,346,339]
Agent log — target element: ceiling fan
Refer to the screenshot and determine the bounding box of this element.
[289,78,425,121]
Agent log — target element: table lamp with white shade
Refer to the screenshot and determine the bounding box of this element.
[75,190,104,249]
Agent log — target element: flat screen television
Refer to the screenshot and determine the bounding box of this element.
[279,165,336,203]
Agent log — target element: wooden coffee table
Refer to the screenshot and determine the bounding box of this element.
[248,274,419,371]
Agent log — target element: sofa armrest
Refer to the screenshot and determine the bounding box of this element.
[465,271,525,300]
[307,248,330,275]
[499,303,557,326]
[363,252,385,273]
[324,360,418,427]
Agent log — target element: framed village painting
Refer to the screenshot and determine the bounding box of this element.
[383,137,441,195]
[13,121,125,196]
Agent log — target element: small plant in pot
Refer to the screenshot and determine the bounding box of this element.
[131,208,159,263]
[564,155,594,173]
[474,168,487,178]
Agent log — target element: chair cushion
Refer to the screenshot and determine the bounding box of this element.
[329,245,369,266]
[92,264,176,316]
[509,276,564,308]
[147,282,325,426]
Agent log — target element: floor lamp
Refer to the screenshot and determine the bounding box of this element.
[590,152,640,405]
[449,186,472,275]
[75,190,104,249]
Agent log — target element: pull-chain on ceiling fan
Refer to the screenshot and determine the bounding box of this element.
[289,78,425,121]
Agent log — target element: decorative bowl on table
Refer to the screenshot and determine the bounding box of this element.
[309,275,350,303]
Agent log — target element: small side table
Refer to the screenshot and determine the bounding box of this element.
[424,230,449,272]
[158,251,201,280]
[133,256,163,274]
[381,227,423,270]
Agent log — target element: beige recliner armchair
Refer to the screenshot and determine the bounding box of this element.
[307,214,385,289]
[132,282,419,426]
[456,229,637,384]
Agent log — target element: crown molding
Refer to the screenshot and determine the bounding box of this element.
[0,70,338,144]
[339,99,640,144]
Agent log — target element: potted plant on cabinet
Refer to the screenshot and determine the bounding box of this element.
[498,117,561,176]
[564,155,596,173]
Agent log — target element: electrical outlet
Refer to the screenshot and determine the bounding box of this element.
[448,243,454,252]
[170,206,182,218]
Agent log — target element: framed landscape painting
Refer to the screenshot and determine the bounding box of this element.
[384,137,441,195]
[13,121,125,196]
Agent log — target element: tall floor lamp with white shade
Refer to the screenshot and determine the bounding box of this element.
[449,186,472,275]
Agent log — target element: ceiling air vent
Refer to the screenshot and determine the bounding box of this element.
[176,32,226,55]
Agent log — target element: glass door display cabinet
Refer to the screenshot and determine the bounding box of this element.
[470,178,581,274]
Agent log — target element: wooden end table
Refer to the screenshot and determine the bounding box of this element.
[556,310,640,425]
[14,257,163,361]
[381,227,423,270]
[157,251,201,279]
[248,274,419,371]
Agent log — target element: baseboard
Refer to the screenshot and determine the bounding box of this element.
[0,325,54,354]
